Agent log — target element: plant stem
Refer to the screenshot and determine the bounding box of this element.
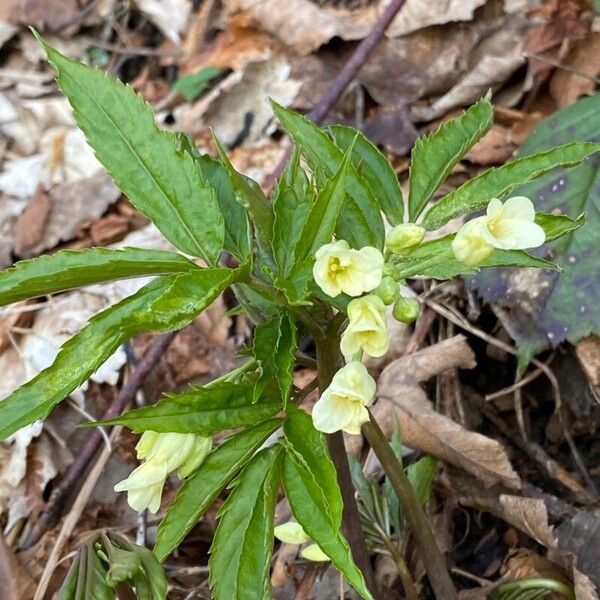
[379,535,418,600]
[362,413,457,600]
[315,336,378,598]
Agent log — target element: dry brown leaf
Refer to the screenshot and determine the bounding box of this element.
[17,172,121,259]
[465,124,517,165]
[501,547,567,581]
[574,568,600,600]
[0,0,79,32]
[549,33,600,108]
[575,335,600,389]
[499,495,556,548]
[0,533,35,600]
[13,186,50,256]
[374,336,521,489]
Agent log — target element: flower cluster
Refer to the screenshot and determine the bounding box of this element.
[115,431,212,513]
[309,196,544,436]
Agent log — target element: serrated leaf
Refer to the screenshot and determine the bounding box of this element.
[272,101,384,249]
[232,282,281,324]
[0,247,198,307]
[36,32,224,263]
[214,137,273,246]
[329,123,404,226]
[284,406,343,528]
[469,94,600,361]
[422,142,600,230]
[253,314,297,406]
[282,451,374,600]
[175,134,251,262]
[154,418,283,561]
[96,382,281,433]
[408,97,493,220]
[0,266,244,440]
[209,445,282,600]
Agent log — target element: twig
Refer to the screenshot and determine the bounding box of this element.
[263,0,407,189]
[51,0,104,34]
[485,365,545,401]
[23,332,177,548]
[524,52,600,84]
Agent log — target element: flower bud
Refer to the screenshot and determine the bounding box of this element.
[386,224,425,255]
[392,296,420,324]
[373,275,399,305]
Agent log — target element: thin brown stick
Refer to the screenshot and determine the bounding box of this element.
[263,0,407,190]
[23,331,177,548]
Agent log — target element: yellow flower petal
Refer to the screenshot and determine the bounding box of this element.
[340,295,389,358]
[274,521,310,544]
[301,543,330,562]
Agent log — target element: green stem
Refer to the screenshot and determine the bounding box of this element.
[315,335,379,598]
[379,534,418,600]
[362,413,457,600]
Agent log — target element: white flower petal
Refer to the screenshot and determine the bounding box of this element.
[312,394,355,433]
[486,197,503,218]
[490,219,546,249]
[274,521,310,544]
[498,196,535,221]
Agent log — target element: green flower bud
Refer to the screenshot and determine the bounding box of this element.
[373,276,399,305]
[386,224,425,255]
[392,296,420,324]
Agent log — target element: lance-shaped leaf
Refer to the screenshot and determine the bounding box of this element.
[388,213,579,281]
[272,101,384,249]
[408,97,494,221]
[253,314,297,406]
[154,418,283,561]
[329,124,404,226]
[209,445,282,600]
[422,141,600,230]
[284,406,342,528]
[214,137,273,246]
[36,32,224,263]
[0,266,244,440]
[282,451,374,600]
[96,382,281,433]
[0,247,199,307]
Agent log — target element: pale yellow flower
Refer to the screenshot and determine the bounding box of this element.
[274,521,310,545]
[386,223,425,255]
[313,240,384,298]
[340,295,389,358]
[301,544,330,562]
[115,431,212,513]
[312,362,375,435]
[452,196,545,266]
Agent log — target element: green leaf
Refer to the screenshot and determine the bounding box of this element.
[272,101,384,249]
[36,32,224,263]
[0,266,244,440]
[0,247,199,307]
[422,142,600,230]
[469,94,600,360]
[96,382,281,433]
[57,545,114,600]
[408,97,494,220]
[294,141,354,263]
[329,124,404,226]
[406,456,438,507]
[209,445,282,600]
[215,137,273,245]
[282,451,374,600]
[154,418,283,561]
[172,66,222,101]
[232,282,281,324]
[253,313,297,406]
[388,233,557,281]
[284,406,343,529]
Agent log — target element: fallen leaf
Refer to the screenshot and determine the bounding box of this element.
[549,33,600,108]
[465,124,517,165]
[17,172,121,259]
[134,0,192,44]
[13,186,50,255]
[0,0,80,32]
[374,336,521,488]
[575,335,600,389]
[0,532,35,599]
[498,495,556,548]
[574,568,600,600]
